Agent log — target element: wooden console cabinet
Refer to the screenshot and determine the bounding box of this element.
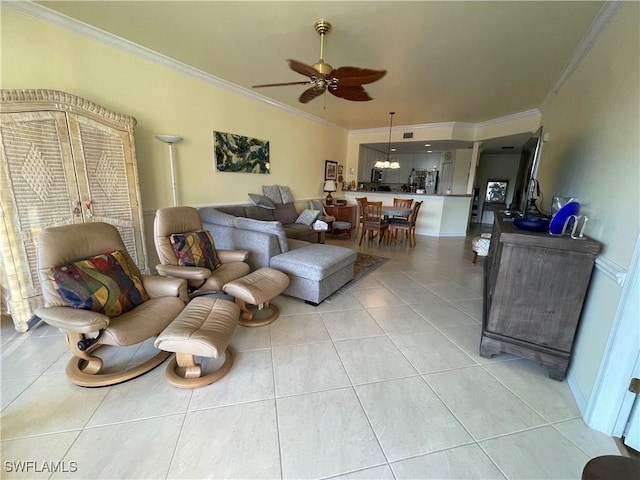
[480,214,601,380]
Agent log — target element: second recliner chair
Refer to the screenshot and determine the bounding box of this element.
[154,206,251,297]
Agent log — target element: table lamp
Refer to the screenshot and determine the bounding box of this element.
[323,180,337,205]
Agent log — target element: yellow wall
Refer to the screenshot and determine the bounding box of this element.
[1,8,347,211]
[537,2,639,403]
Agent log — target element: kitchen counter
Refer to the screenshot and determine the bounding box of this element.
[343,191,472,237]
[353,190,471,197]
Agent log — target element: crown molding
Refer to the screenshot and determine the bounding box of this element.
[475,109,541,128]
[349,121,459,136]
[540,1,623,109]
[5,1,346,133]
[349,109,540,139]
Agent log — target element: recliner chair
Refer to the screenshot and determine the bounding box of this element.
[35,222,189,387]
[154,206,251,296]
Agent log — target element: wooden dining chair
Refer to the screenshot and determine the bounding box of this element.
[359,201,389,246]
[393,197,414,209]
[355,196,368,235]
[392,197,414,221]
[389,200,422,247]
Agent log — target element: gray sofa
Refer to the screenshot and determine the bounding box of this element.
[198,206,356,305]
[210,203,321,243]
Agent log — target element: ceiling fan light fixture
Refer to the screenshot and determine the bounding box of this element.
[312,60,333,75]
[251,19,387,104]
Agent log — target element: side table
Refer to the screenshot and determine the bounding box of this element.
[324,204,356,233]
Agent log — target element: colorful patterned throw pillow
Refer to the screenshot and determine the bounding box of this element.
[50,250,148,317]
[170,230,220,269]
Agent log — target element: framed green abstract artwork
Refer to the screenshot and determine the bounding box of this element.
[214,131,270,174]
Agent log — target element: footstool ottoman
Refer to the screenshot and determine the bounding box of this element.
[331,221,352,238]
[270,244,357,305]
[154,296,239,388]
[222,267,290,327]
[472,233,492,263]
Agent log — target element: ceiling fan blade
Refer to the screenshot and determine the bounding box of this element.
[288,59,322,78]
[252,81,311,88]
[299,86,326,104]
[330,67,387,86]
[329,85,372,102]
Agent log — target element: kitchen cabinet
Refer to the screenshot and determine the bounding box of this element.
[414,153,442,172]
[381,166,401,183]
[480,214,601,380]
[0,89,147,332]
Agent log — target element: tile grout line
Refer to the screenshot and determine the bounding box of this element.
[321,311,394,478]
[548,420,603,460]
[417,374,510,479]
[478,361,572,426]
[163,410,190,479]
[269,320,285,480]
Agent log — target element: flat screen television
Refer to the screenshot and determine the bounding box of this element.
[511,126,544,218]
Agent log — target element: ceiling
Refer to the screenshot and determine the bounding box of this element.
[35,1,604,151]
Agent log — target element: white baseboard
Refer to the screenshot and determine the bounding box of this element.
[567,370,589,415]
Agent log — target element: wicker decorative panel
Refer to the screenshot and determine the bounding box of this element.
[71,115,144,268]
[0,90,147,332]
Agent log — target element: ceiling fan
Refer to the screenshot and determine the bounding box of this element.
[252,20,387,104]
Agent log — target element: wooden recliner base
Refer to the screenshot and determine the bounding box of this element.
[64,331,171,387]
[66,350,171,388]
[165,347,234,389]
[236,298,280,327]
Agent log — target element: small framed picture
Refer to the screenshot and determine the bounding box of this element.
[486,180,508,204]
[338,164,344,175]
[325,160,338,181]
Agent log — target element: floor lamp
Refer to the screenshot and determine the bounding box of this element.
[155,135,183,206]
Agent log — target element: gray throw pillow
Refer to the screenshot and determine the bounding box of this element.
[273,202,299,225]
[279,185,294,204]
[262,185,282,204]
[295,209,320,226]
[309,199,326,214]
[248,193,276,209]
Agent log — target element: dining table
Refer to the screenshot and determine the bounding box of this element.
[381,207,412,218]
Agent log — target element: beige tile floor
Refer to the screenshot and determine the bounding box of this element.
[1,228,621,479]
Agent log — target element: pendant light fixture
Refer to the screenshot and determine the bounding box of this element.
[374,112,400,169]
